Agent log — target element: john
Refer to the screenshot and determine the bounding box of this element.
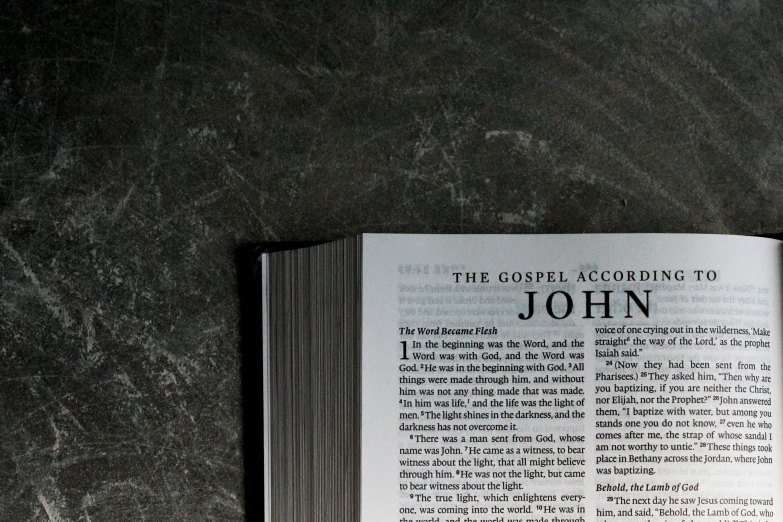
[517,290,651,320]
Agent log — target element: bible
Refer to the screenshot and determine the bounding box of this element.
[261,234,782,521]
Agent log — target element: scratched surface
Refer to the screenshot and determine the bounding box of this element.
[1,1,783,519]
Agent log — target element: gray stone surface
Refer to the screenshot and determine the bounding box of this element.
[1,0,782,519]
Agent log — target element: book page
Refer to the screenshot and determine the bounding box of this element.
[361,234,783,522]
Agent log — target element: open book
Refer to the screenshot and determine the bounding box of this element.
[261,234,782,521]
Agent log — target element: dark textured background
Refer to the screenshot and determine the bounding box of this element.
[1,0,782,519]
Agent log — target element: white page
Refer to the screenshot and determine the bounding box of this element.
[361,234,782,522]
